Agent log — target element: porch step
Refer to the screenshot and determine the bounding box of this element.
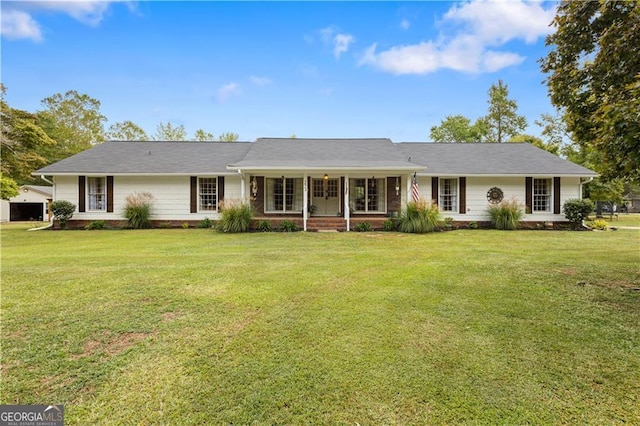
[307,217,347,232]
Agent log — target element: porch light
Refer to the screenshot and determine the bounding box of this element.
[323,173,329,180]
[395,177,400,195]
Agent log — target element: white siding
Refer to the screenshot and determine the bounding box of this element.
[54,175,244,221]
[413,175,583,222]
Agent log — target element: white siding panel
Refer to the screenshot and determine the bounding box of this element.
[413,176,583,222]
[52,175,247,222]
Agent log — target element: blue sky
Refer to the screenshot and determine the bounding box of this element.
[1,1,558,142]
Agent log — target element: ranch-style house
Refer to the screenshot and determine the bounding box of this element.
[35,138,598,231]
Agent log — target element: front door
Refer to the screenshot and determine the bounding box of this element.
[311,178,340,216]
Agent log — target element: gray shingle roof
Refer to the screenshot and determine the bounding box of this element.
[229,138,421,170]
[398,142,598,176]
[35,139,597,177]
[35,141,252,175]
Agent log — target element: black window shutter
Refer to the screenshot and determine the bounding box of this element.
[431,177,439,205]
[217,176,225,205]
[78,176,86,212]
[459,177,466,214]
[525,177,533,214]
[553,177,561,214]
[190,177,197,213]
[106,176,114,213]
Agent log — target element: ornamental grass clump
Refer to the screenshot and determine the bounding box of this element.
[124,192,154,229]
[217,199,254,233]
[397,200,439,233]
[487,198,524,230]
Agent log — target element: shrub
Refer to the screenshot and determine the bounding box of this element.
[279,220,298,232]
[397,200,439,233]
[468,221,478,229]
[487,199,524,230]
[257,220,273,232]
[216,200,254,233]
[355,222,372,232]
[563,198,595,229]
[197,217,213,229]
[85,220,107,230]
[182,222,190,229]
[124,192,154,229]
[382,219,396,232]
[589,219,608,230]
[443,217,454,229]
[50,200,76,229]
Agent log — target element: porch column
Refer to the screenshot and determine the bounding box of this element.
[406,173,412,202]
[303,173,308,231]
[239,170,245,199]
[344,174,350,232]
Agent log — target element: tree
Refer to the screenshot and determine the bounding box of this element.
[1,85,56,183]
[535,113,571,155]
[483,80,527,143]
[540,1,640,181]
[193,129,216,141]
[429,115,488,143]
[218,132,239,142]
[36,90,107,162]
[152,122,187,141]
[1,175,20,200]
[585,178,625,217]
[509,134,560,155]
[107,120,148,141]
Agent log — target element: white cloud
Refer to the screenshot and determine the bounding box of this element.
[400,19,410,30]
[1,10,43,42]
[1,1,133,41]
[443,0,556,45]
[360,0,556,75]
[333,33,355,59]
[249,76,272,87]
[319,26,355,59]
[217,83,240,103]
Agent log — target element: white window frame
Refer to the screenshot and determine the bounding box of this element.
[349,178,386,214]
[533,178,552,213]
[439,178,458,213]
[265,177,303,213]
[198,177,217,212]
[87,176,106,211]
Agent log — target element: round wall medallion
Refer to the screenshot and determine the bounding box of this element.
[487,187,504,204]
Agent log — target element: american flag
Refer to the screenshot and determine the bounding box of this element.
[411,172,420,202]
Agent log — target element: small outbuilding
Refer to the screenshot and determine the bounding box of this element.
[0,185,52,222]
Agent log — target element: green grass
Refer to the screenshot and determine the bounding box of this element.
[1,224,639,424]
[588,213,640,228]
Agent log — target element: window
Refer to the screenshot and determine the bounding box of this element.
[349,178,385,213]
[533,178,551,212]
[87,177,106,211]
[265,178,303,212]
[199,178,217,211]
[439,178,457,212]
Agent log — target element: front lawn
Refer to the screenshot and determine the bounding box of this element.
[1,227,639,424]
